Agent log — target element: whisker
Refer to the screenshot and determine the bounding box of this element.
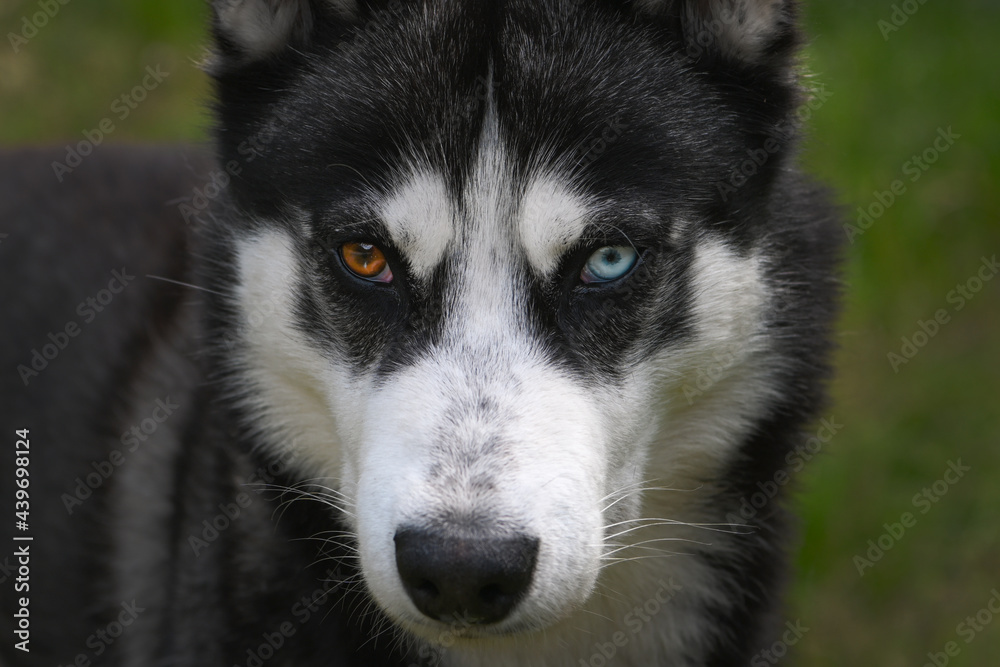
[600,480,704,514]
[146,274,227,296]
[603,517,754,537]
[598,477,661,504]
[601,537,711,558]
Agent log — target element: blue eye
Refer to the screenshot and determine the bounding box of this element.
[580,245,638,284]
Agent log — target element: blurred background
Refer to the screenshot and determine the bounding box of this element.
[1,0,997,664]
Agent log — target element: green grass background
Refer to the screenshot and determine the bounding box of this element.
[2,0,997,664]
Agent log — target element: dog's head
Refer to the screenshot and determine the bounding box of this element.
[207,0,816,646]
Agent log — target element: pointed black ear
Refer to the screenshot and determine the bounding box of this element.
[635,0,797,66]
[209,0,356,68]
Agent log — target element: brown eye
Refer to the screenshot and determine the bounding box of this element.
[340,242,393,283]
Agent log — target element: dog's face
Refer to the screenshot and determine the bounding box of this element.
[210,0,799,645]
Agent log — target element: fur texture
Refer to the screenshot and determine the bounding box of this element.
[0,1,840,666]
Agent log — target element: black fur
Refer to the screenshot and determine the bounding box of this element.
[0,1,840,665]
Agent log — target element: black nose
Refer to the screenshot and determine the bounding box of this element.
[394,526,540,625]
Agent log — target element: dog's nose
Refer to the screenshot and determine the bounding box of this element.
[394,527,540,624]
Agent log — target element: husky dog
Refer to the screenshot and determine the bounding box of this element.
[0,1,840,665]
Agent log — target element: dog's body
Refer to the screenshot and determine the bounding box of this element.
[0,1,840,665]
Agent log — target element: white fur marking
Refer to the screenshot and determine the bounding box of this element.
[380,170,455,279]
[518,176,591,277]
[232,229,346,479]
[229,176,778,667]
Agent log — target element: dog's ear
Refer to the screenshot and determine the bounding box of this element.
[209,0,356,68]
[634,0,797,66]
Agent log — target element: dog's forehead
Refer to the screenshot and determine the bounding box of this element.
[379,140,592,281]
